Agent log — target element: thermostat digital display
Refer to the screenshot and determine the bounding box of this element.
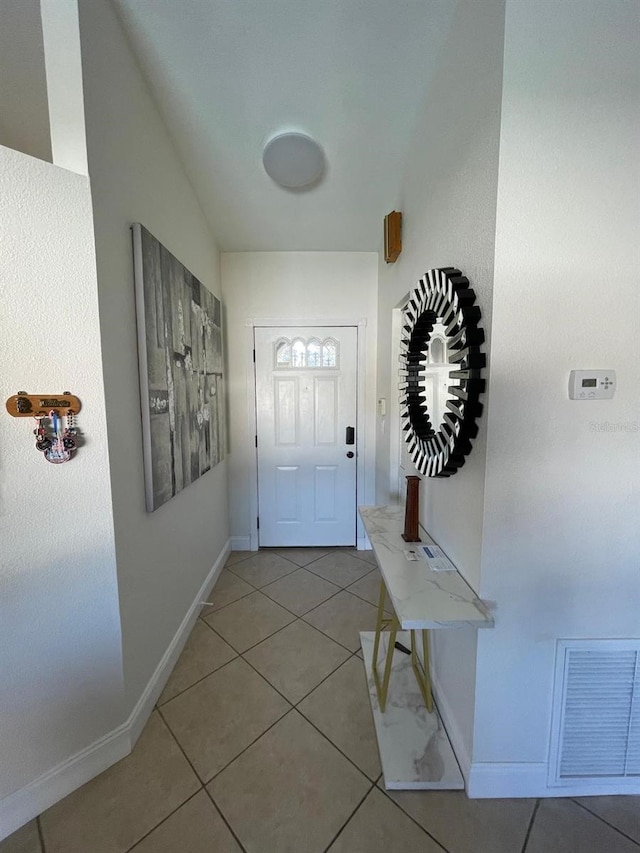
[569,370,616,400]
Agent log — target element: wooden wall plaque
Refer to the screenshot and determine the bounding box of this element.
[5,393,82,417]
[384,210,402,264]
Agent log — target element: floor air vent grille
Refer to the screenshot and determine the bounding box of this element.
[551,640,640,785]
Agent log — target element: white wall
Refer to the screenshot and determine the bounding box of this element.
[40,0,88,175]
[222,252,378,546]
[0,0,52,162]
[0,147,124,833]
[471,0,640,795]
[78,0,229,714]
[375,0,506,771]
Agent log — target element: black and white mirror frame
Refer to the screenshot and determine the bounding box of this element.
[399,267,486,477]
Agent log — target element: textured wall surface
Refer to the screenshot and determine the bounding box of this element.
[375,0,506,768]
[0,146,124,801]
[78,0,229,714]
[474,0,640,773]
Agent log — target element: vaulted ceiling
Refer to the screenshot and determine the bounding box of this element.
[112,0,457,251]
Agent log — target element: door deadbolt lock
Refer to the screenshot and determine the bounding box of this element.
[346,451,354,458]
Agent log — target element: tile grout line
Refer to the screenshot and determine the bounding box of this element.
[259,569,344,613]
[202,786,250,853]
[374,784,454,852]
[262,548,371,572]
[164,570,372,714]
[292,703,381,785]
[154,703,280,853]
[161,607,362,712]
[203,577,369,852]
[155,705,208,790]
[217,605,299,652]
[199,585,255,617]
[204,584,372,660]
[323,780,384,853]
[238,622,358,708]
[224,547,331,586]
[520,799,540,853]
[225,558,386,617]
[179,648,374,790]
[320,779,376,853]
[227,640,378,784]
[157,649,296,787]
[303,560,374,586]
[299,599,378,653]
[157,648,240,708]
[166,553,461,851]
[121,789,203,853]
[224,545,375,577]
[215,558,380,618]
[201,707,294,787]
[213,571,351,627]
[225,566,297,590]
[36,815,46,853]
[570,798,640,849]
[198,614,240,643]
[221,566,342,616]
[291,639,357,687]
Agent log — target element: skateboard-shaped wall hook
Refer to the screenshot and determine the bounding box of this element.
[6,392,81,464]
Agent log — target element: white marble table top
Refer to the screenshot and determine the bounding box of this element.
[358,505,494,630]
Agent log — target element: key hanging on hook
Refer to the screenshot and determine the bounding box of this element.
[33,414,52,453]
[44,409,72,464]
[63,410,78,451]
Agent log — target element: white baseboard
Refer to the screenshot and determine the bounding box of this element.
[0,723,131,840]
[0,540,231,842]
[126,539,230,745]
[230,535,253,551]
[467,761,640,798]
[466,762,549,798]
[429,666,472,784]
[429,670,640,798]
[357,535,371,551]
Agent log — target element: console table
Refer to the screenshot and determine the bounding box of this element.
[358,505,494,789]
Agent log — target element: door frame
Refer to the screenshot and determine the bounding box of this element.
[245,316,368,551]
[389,296,413,503]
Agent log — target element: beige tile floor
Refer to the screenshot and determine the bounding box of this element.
[3,547,640,853]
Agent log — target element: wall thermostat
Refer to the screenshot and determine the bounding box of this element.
[568,370,616,400]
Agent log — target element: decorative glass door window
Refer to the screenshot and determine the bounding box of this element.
[274,336,339,369]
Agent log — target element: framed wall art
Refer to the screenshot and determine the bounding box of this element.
[132,223,225,511]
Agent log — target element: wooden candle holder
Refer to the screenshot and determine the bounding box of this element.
[401,475,421,542]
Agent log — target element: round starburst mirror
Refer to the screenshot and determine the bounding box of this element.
[399,267,486,477]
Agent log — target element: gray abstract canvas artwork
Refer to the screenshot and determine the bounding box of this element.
[133,223,224,511]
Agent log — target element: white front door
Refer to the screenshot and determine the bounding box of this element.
[255,326,358,546]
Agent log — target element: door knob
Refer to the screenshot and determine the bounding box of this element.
[346,451,354,458]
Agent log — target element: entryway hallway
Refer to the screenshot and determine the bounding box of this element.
[4,549,639,853]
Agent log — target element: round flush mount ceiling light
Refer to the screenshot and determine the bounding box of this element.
[262,132,326,189]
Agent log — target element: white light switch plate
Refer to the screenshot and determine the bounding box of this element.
[569,370,616,400]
